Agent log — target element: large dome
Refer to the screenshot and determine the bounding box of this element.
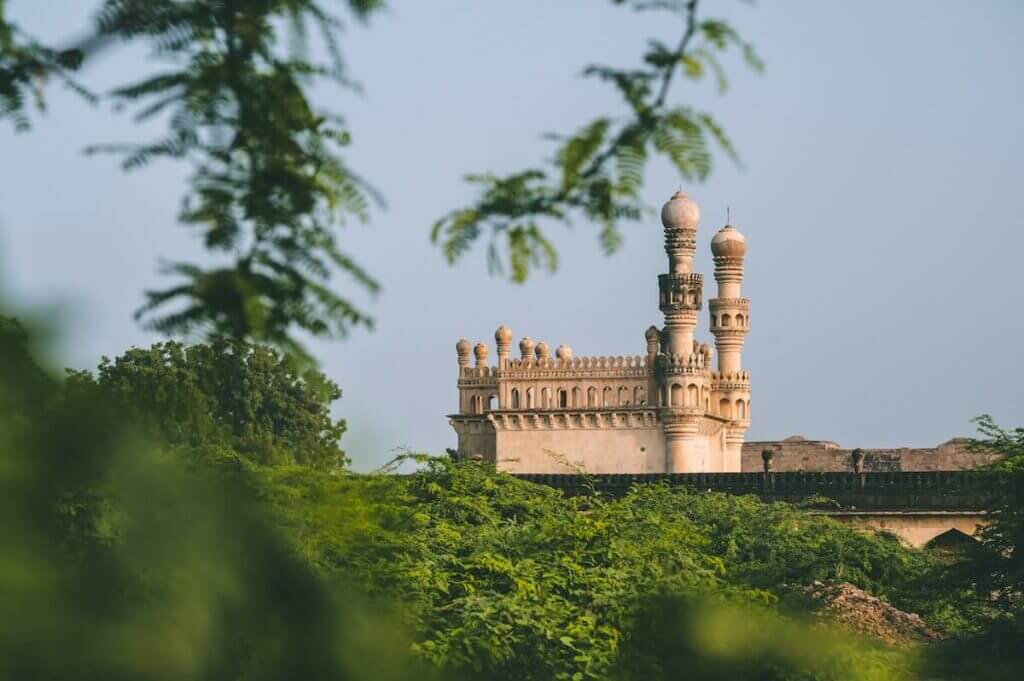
[660,190,700,231]
[710,224,747,257]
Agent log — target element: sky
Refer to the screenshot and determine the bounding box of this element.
[2,1,1022,470]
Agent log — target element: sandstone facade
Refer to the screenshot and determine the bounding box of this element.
[449,191,751,473]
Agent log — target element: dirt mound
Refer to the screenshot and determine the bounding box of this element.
[804,581,940,647]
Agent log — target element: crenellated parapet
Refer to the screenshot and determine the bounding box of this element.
[503,354,650,375]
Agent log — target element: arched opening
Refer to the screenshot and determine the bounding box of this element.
[721,314,731,327]
[602,386,613,407]
[719,398,731,418]
[526,387,535,409]
[671,383,683,407]
[736,399,746,419]
[687,291,697,305]
[558,389,568,408]
[633,386,643,405]
[541,387,550,409]
[587,387,597,408]
[735,314,744,327]
[487,394,496,411]
[687,384,699,407]
[511,388,520,409]
[618,386,629,406]
[572,387,581,408]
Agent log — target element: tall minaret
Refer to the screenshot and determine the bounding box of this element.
[709,221,750,471]
[656,191,706,472]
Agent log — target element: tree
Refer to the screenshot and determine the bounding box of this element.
[72,339,349,468]
[0,317,420,681]
[432,0,761,282]
[926,416,1024,681]
[1,0,756,356]
[0,0,91,130]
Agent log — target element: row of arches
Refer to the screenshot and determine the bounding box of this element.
[660,290,699,306]
[657,383,749,419]
[713,313,748,328]
[469,388,747,418]
[508,385,647,410]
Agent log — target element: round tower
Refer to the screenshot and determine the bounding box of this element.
[656,191,706,472]
[709,224,749,374]
[708,222,751,471]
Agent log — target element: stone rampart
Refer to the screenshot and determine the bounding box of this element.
[740,437,999,473]
[514,471,992,511]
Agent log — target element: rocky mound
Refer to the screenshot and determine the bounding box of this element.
[804,581,940,647]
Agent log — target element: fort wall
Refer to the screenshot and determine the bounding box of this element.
[740,437,998,473]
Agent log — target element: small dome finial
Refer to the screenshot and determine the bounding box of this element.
[519,336,536,359]
[473,342,489,367]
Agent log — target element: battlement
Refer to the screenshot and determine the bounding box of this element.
[514,471,994,510]
[742,438,1000,473]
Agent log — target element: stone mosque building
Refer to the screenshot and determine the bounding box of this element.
[449,190,752,474]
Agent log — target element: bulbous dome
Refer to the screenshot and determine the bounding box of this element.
[535,341,550,359]
[495,325,513,343]
[660,190,700,231]
[555,344,573,360]
[519,336,535,357]
[710,224,747,257]
[473,342,489,361]
[644,325,660,342]
[456,337,472,355]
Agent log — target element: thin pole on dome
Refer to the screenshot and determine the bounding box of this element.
[726,205,731,225]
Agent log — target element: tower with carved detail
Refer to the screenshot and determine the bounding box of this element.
[448,190,750,474]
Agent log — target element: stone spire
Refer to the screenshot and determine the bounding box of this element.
[656,190,706,473]
[658,191,703,357]
[709,220,751,472]
[709,223,748,374]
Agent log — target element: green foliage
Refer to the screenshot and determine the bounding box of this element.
[255,459,931,680]
[0,1,91,131]
[0,322,420,681]
[617,595,917,681]
[9,325,1020,681]
[923,416,1024,681]
[70,339,349,468]
[432,0,761,282]
[76,0,385,357]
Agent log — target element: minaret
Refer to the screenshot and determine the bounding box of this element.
[656,191,706,472]
[709,221,750,471]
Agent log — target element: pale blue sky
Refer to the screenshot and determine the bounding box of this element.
[2,1,1022,470]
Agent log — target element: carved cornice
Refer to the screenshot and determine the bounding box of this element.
[471,409,661,432]
[708,298,750,311]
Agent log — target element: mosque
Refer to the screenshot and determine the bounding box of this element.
[448,190,752,473]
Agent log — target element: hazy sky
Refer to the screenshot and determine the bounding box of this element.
[2,1,1022,470]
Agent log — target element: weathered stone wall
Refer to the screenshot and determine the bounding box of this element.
[740,436,999,473]
[495,426,667,474]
